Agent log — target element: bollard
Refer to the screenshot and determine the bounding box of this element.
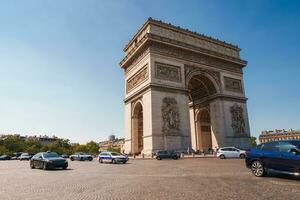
[180,153,184,158]
[142,153,144,158]
[192,152,195,157]
[133,154,136,159]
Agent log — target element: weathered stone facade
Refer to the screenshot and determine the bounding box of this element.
[120,18,251,155]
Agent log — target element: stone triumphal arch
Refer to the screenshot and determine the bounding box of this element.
[120,18,251,155]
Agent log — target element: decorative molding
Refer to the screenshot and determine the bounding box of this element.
[155,62,181,83]
[150,42,243,74]
[224,76,243,93]
[126,64,149,94]
[162,97,180,135]
[124,18,241,58]
[125,47,150,75]
[230,104,246,135]
[184,64,221,87]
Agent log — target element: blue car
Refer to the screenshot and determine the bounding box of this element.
[245,140,300,177]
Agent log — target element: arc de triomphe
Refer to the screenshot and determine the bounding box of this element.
[120,18,251,155]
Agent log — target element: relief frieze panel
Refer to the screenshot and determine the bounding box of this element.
[150,42,243,74]
[230,104,246,135]
[155,62,181,83]
[126,64,149,94]
[162,97,180,134]
[224,76,243,93]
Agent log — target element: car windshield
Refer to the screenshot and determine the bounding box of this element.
[21,153,29,156]
[290,141,300,149]
[43,152,59,158]
[111,153,121,156]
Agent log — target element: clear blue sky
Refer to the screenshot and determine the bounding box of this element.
[0,0,299,143]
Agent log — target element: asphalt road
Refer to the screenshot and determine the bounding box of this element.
[0,158,299,200]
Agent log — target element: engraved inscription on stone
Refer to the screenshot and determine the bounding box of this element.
[155,62,181,82]
[230,104,246,135]
[224,76,243,93]
[126,64,148,93]
[162,97,180,134]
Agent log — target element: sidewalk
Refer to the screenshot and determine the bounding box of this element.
[128,154,217,160]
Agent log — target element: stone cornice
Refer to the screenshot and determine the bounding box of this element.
[148,33,247,65]
[120,33,247,74]
[124,18,240,53]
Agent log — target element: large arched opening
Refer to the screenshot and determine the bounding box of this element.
[132,102,143,155]
[187,72,219,152]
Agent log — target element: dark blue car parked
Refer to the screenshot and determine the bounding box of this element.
[245,140,300,177]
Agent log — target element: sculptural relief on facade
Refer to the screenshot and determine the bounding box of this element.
[151,42,243,74]
[184,65,221,86]
[155,62,181,82]
[126,64,148,93]
[224,76,243,93]
[230,104,246,135]
[162,97,180,134]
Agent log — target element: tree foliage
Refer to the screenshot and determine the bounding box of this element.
[0,135,99,155]
[250,136,257,147]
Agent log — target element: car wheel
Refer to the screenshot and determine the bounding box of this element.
[63,165,68,170]
[123,161,127,164]
[156,156,161,160]
[43,163,48,170]
[219,154,226,159]
[239,154,246,159]
[251,161,265,177]
[99,159,103,163]
[89,157,93,161]
[30,162,35,169]
[70,157,74,161]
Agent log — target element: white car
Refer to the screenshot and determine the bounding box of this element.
[217,147,246,159]
[98,152,128,164]
[19,153,32,161]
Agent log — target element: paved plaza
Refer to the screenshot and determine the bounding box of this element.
[0,158,300,200]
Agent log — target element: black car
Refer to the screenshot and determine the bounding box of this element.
[0,155,11,160]
[156,151,180,160]
[246,140,300,177]
[30,152,68,170]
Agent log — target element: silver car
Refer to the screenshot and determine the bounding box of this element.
[70,152,93,161]
[20,153,32,161]
[217,147,246,159]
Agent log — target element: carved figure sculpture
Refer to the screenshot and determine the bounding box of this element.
[230,104,245,135]
[162,97,180,133]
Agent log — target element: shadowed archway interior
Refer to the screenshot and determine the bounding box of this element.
[132,102,143,154]
[188,74,217,151]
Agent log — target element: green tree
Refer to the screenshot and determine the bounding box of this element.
[47,139,72,154]
[85,141,99,155]
[0,145,9,155]
[251,136,257,147]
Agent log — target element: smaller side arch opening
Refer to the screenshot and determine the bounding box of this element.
[132,102,143,155]
[195,109,212,152]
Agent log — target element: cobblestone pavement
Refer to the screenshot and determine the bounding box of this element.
[0,158,300,200]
